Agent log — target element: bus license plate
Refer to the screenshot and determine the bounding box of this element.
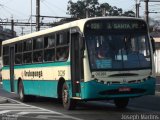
[119,87,131,92]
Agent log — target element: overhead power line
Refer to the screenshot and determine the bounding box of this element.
[32,15,71,19]
[0,21,54,26]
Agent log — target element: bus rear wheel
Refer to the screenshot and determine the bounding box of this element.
[114,98,129,109]
[62,82,77,110]
[18,81,28,102]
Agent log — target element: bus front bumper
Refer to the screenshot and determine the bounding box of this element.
[80,77,156,100]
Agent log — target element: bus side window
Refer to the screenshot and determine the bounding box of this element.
[33,51,43,63]
[56,32,69,46]
[33,37,44,63]
[56,31,69,61]
[23,39,32,51]
[44,49,55,62]
[23,52,32,64]
[23,39,32,64]
[15,42,22,65]
[44,35,55,48]
[56,47,69,61]
[44,34,55,62]
[3,46,9,66]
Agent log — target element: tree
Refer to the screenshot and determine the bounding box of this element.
[67,0,135,18]
[109,6,123,16]
[122,11,135,17]
[67,0,86,18]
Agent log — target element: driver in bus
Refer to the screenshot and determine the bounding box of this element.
[96,44,111,59]
[97,47,106,59]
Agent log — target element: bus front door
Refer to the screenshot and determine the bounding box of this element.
[10,46,15,92]
[71,32,83,97]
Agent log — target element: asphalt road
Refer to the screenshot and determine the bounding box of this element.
[0,84,160,120]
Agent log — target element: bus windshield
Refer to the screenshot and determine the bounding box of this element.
[84,19,151,71]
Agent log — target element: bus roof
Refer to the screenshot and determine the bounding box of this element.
[2,17,144,45]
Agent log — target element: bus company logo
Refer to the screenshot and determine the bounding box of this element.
[24,70,43,78]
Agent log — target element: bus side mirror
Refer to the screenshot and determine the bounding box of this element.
[151,36,155,53]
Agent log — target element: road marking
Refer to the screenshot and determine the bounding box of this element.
[0,110,10,114]
[35,115,78,119]
[16,112,54,115]
[0,104,31,106]
[0,97,84,120]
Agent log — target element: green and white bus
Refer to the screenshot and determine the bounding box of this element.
[2,17,156,110]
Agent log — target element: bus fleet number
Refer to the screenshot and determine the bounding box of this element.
[58,70,65,77]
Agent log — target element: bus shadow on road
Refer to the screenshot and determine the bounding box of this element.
[24,96,160,112]
[27,96,132,112]
[76,101,134,112]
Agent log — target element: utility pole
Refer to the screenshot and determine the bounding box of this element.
[36,0,40,31]
[11,19,14,37]
[144,0,149,26]
[31,0,33,33]
[21,27,24,35]
[135,1,140,18]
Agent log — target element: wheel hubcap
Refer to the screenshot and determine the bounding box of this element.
[63,88,68,104]
[19,84,23,99]
[20,90,23,99]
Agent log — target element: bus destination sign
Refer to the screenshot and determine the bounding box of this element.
[107,23,139,30]
[86,20,146,31]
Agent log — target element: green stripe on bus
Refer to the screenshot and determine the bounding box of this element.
[2,61,70,70]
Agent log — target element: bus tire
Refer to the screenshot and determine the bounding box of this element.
[18,81,28,102]
[62,82,77,110]
[114,98,129,109]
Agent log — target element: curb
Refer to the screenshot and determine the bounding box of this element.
[0,97,8,104]
[0,96,18,104]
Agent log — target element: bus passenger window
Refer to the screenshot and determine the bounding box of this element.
[56,32,69,46]
[3,56,9,65]
[23,40,32,52]
[56,47,69,61]
[44,49,55,62]
[15,42,22,53]
[33,37,44,63]
[23,52,32,64]
[33,37,43,50]
[15,42,22,65]
[3,46,9,55]
[44,35,55,48]
[33,51,43,63]
[15,54,22,64]
[23,40,32,64]
[3,46,9,66]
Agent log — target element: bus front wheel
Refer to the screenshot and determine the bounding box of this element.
[114,98,129,109]
[62,82,77,110]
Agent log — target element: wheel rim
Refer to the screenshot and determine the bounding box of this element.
[19,83,23,100]
[62,86,68,104]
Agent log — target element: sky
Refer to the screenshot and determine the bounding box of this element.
[0,0,159,35]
